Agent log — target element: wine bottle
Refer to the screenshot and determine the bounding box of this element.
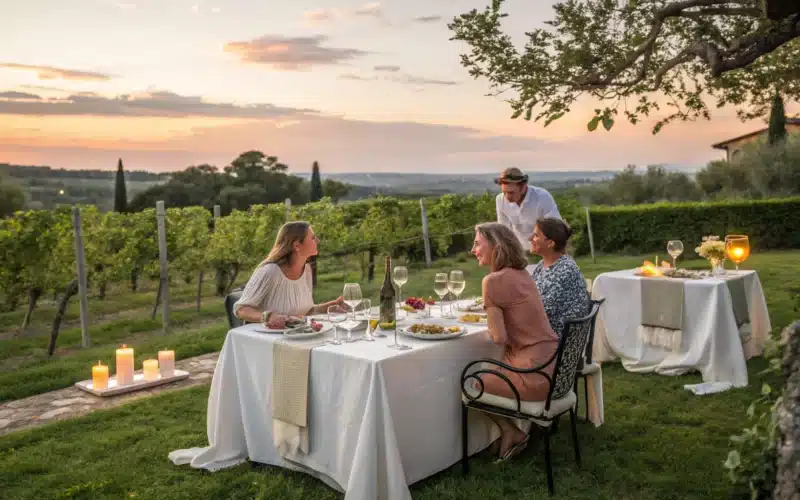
[379,256,396,326]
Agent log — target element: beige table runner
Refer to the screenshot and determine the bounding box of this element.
[639,278,685,351]
[272,338,325,456]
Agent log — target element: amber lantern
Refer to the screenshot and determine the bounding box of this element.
[725,236,750,271]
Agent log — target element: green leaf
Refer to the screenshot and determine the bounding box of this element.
[723,450,741,470]
[761,383,771,396]
[524,106,533,121]
[510,108,523,119]
[746,402,756,418]
[587,116,601,131]
[602,116,614,131]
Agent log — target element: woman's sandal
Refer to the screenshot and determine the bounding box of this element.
[493,435,530,464]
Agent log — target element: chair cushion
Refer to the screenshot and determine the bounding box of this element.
[462,385,576,425]
[580,361,601,375]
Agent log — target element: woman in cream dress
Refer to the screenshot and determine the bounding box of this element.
[234,221,343,327]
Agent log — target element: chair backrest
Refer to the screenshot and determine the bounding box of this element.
[584,298,605,365]
[547,300,602,403]
[224,288,245,329]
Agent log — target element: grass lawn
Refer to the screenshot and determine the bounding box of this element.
[0,250,796,499]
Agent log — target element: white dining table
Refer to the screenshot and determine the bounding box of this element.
[168,311,503,500]
[590,269,771,386]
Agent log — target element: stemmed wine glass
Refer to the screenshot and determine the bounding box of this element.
[725,236,750,271]
[356,299,374,342]
[367,303,385,338]
[434,273,448,317]
[342,283,362,342]
[448,270,465,317]
[666,240,684,268]
[327,305,347,345]
[393,266,408,307]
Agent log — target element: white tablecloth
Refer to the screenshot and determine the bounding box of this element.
[590,269,771,386]
[169,319,503,500]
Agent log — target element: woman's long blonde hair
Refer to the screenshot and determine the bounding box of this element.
[475,222,528,271]
[259,221,311,268]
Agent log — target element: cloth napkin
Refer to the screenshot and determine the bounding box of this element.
[639,278,684,351]
[724,275,752,343]
[271,338,323,456]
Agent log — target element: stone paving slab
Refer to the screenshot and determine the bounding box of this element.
[0,352,219,436]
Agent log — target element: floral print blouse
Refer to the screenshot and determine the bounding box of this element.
[530,255,590,337]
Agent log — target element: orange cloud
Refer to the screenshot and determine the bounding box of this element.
[0,63,113,81]
[223,35,368,70]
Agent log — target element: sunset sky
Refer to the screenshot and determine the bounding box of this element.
[1,0,797,174]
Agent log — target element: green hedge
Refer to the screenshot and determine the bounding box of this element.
[576,197,800,256]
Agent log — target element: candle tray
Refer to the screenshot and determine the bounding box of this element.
[74,369,190,397]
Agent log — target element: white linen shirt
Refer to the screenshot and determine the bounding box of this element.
[496,185,561,251]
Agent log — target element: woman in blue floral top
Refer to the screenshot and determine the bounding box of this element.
[528,218,590,337]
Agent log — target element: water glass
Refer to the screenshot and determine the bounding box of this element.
[343,283,362,322]
[327,305,347,345]
[356,299,374,342]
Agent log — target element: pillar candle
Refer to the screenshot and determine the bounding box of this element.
[158,350,175,378]
[92,361,109,390]
[116,344,134,385]
[143,359,159,381]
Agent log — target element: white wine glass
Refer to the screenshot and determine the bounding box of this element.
[368,304,385,338]
[448,270,465,317]
[393,266,408,307]
[327,305,347,345]
[434,273,448,317]
[666,240,684,268]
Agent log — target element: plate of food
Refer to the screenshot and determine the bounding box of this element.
[458,313,488,326]
[455,298,486,315]
[252,317,332,339]
[400,296,437,314]
[399,320,466,340]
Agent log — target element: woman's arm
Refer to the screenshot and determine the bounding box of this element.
[482,275,508,345]
[236,305,265,324]
[485,306,508,345]
[307,296,344,316]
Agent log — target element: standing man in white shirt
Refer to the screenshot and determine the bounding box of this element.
[495,167,561,252]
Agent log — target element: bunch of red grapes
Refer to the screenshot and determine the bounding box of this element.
[405,297,436,310]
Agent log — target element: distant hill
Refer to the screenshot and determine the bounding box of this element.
[294,171,616,196]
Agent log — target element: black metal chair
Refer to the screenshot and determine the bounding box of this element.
[460,301,602,496]
[574,297,605,421]
[224,287,245,329]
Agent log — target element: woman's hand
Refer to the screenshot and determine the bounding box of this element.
[333,296,344,306]
[266,314,288,329]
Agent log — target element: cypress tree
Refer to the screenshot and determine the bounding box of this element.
[768,92,787,145]
[114,158,128,212]
[310,161,323,202]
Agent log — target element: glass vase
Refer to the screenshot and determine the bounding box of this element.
[709,257,726,276]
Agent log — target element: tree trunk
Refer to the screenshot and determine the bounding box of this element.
[98,281,107,300]
[21,287,42,330]
[368,246,376,282]
[309,255,318,287]
[48,280,78,356]
[196,270,204,312]
[215,266,227,296]
[225,264,239,295]
[130,268,139,292]
[151,279,163,320]
[774,320,800,500]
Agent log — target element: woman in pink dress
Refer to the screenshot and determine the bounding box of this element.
[471,222,559,461]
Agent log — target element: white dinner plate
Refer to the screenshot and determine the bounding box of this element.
[399,319,466,340]
[251,321,333,339]
[455,299,486,315]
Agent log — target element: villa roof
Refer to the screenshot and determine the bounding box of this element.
[712,118,800,150]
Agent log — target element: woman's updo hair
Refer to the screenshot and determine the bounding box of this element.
[536,217,573,253]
